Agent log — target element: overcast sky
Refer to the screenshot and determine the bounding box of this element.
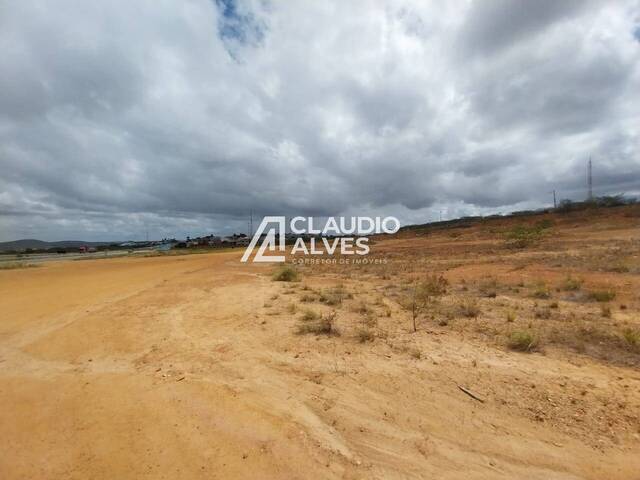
[1,0,639,241]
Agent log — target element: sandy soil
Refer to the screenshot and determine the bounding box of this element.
[1,207,640,479]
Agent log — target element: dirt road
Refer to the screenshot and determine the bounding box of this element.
[1,244,639,479]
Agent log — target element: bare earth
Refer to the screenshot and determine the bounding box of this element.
[1,206,640,479]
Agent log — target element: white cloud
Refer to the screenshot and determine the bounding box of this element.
[0,0,639,241]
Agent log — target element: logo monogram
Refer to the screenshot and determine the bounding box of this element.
[241,216,286,263]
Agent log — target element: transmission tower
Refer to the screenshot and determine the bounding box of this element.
[587,157,593,201]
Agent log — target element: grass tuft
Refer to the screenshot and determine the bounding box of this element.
[272,265,299,282]
[508,331,538,352]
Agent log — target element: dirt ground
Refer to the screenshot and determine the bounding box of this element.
[1,206,639,479]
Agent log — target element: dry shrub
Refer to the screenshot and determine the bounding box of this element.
[356,328,375,343]
[531,283,551,299]
[479,278,499,298]
[508,331,538,352]
[457,298,480,318]
[273,265,299,282]
[562,276,582,291]
[588,290,616,302]
[401,274,448,332]
[296,311,339,336]
[622,328,640,350]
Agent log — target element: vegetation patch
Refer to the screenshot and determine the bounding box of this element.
[588,290,616,302]
[562,276,583,292]
[504,221,551,249]
[508,331,538,352]
[401,274,448,332]
[296,311,339,336]
[272,265,299,282]
[457,298,480,318]
[0,262,39,270]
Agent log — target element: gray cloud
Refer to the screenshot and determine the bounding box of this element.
[0,0,639,241]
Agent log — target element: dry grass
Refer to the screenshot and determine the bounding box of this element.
[588,290,616,302]
[296,311,339,336]
[457,298,480,318]
[273,265,299,282]
[508,331,538,352]
[0,262,39,270]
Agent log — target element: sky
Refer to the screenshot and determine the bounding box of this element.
[1,0,639,242]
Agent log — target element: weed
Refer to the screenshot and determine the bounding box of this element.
[296,311,339,336]
[504,223,550,248]
[588,290,616,302]
[508,331,538,352]
[562,276,582,292]
[600,304,612,318]
[401,274,448,332]
[534,308,551,320]
[532,283,551,299]
[273,265,299,282]
[457,298,480,318]
[300,309,320,322]
[479,278,499,298]
[356,328,375,343]
[622,328,640,350]
[506,311,516,323]
[287,302,297,314]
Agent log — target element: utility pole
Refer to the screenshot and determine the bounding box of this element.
[248,209,253,237]
[587,157,593,201]
[552,190,557,209]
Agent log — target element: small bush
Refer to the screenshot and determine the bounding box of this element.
[458,299,480,318]
[296,311,339,336]
[356,328,375,343]
[479,278,498,298]
[300,309,320,322]
[562,276,582,291]
[287,302,297,314]
[508,331,538,352]
[622,328,640,350]
[506,311,516,323]
[273,265,299,282]
[532,284,551,299]
[535,308,551,319]
[401,274,449,332]
[600,304,612,318]
[588,290,616,302]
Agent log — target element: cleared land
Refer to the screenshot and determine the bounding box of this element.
[1,205,639,479]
